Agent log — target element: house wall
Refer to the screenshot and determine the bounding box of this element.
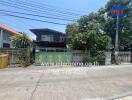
[31,29,66,48]
[35,30,66,43]
[0,29,3,48]
[0,29,13,48]
[40,34,65,42]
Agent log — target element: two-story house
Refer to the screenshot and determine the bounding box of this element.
[0,24,20,48]
[30,28,66,48]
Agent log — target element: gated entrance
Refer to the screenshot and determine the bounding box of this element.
[35,48,73,65]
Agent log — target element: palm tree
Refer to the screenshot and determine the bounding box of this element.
[11,32,32,48]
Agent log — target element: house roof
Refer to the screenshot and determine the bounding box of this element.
[30,28,65,36]
[0,24,20,35]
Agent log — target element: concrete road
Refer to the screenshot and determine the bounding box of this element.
[0,64,132,100]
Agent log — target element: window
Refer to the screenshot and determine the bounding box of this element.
[41,35,54,42]
[60,36,65,42]
[3,31,12,42]
[3,31,7,40]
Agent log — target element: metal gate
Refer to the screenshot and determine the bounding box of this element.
[118,52,131,64]
[35,48,73,65]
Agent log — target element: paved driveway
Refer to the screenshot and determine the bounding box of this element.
[0,64,132,100]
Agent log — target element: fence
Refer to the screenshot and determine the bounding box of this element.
[72,50,88,62]
[35,48,106,66]
[0,48,31,67]
[35,48,132,66]
[0,48,131,68]
[118,52,131,63]
[35,48,72,65]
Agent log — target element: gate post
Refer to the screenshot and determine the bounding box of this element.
[54,49,56,65]
[131,44,132,63]
[35,49,40,65]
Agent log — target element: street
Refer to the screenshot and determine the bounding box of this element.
[0,64,132,100]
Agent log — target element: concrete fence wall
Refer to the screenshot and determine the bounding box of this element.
[0,53,9,68]
[0,48,31,65]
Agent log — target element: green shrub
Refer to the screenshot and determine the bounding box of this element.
[95,51,105,65]
[82,51,105,65]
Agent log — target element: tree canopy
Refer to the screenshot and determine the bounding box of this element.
[66,0,132,51]
[105,0,132,50]
[11,32,32,48]
[66,12,111,51]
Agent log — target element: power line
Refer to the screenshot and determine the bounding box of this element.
[0,18,26,32]
[0,12,67,25]
[17,0,82,15]
[0,3,74,20]
[9,17,35,29]
[0,9,74,21]
[0,1,78,19]
[0,2,77,20]
[30,0,84,15]
[0,14,7,16]
[0,16,37,39]
[7,0,81,16]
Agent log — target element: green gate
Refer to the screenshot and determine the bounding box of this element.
[35,48,73,65]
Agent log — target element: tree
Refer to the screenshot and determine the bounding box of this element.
[105,0,132,50]
[96,34,111,50]
[66,22,79,45]
[66,9,112,65]
[11,32,32,48]
[66,12,111,51]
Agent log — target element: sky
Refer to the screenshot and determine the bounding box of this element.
[0,0,108,40]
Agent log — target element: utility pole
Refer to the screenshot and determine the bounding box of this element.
[111,5,124,64]
[115,16,119,63]
[115,16,119,51]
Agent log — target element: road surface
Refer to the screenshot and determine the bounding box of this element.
[0,64,132,100]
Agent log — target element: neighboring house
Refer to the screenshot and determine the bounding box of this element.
[0,24,20,48]
[30,28,66,48]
